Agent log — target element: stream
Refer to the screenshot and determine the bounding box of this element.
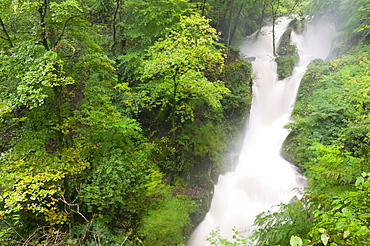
[188,17,335,245]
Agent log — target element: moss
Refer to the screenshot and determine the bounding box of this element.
[276,28,299,80]
[138,191,197,246]
[189,173,214,226]
[276,50,299,80]
[219,60,253,120]
[289,18,304,33]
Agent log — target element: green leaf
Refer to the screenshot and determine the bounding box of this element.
[355,176,365,186]
[318,228,326,233]
[336,221,345,229]
[359,213,370,220]
[321,234,329,245]
[343,230,350,238]
[333,204,342,210]
[290,235,303,246]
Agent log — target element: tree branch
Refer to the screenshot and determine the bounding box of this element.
[1,217,24,241]
[0,17,13,48]
[111,0,121,58]
[38,0,50,50]
[54,17,74,48]
[59,195,89,223]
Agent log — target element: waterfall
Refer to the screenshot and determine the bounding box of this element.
[188,17,335,245]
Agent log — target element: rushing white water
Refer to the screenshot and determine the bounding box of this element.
[188,17,335,245]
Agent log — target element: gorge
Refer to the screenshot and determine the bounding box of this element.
[189,16,336,245]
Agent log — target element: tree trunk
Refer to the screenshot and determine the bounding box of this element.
[38,0,50,51]
[270,0,280,56]
[272,14,276,56]
[201,0,206,15]
[260,0,268,25]
[171,70,180,143]
[112,0,121,58]
[230,2,245,46]
[0,18,13,48]
[226,0,235,49]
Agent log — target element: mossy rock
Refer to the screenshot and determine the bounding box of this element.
[276,27,299,80]
[277,27,293,56]
[289,18,304,33]
[276,51,298,80]
[188,173,214,227]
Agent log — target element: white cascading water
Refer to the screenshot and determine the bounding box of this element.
[188,17,335,245]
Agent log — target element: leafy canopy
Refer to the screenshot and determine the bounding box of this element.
[140,14,230,124]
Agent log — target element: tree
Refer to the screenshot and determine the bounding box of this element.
[265,0,303,55]
[113,0,193,81]
[194,0,265,46]
[304,0,370,45]
[0,0,90,231]
[0,0,166,243]
[139,14,230,136]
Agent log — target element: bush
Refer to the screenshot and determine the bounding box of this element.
[139,191,197,246]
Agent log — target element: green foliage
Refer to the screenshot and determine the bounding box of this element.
[0,44,73,109]
[134,53,252,178]
[252,200,315,245]
[139,191,197,246]
[0,0,255,244]
[114,0,193,80]
[308,173,370,245]
[0,127,89,244]
[139,14,229,127]
[71,216,138,245]
[0,0,169,243]
[276,45,299,80]
[199,0,263,45]
[287,46,370,171]
[174,121,229,173]
[276,28,299,80]
[219,60,253,120]
[254,44,370,246]
[206,227,250,246]
[81,124,163,214]
[0,144,87,222]
[122,0,192,48]
[295,58,330,101]
[195,0,303,46]
[289,173,370,246]
[148,55,253,173]
[304,143,364,189]
[305,0,370,46]
[290,235,303,246]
